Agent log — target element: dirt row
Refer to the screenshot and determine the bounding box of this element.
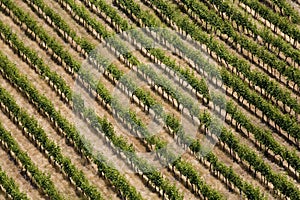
[167,40,300,188]
[36,2,203,197]
[88,1,279,198]
[12,0,86,65]
[2,0,298,198]
[0,191,6,200]
[0,28,120,200]
[0,105,78,199]
[15,0,241,198]
[171,0,300,108]
[237,0,300,50]
[112,0,300,195]
[48,0,298,197]
[0,3,163,198]
[119,34,273,198]
[148,0,300,157]
[0,138,44,200]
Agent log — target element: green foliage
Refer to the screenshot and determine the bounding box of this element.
[0,158,29,199]
[240,0,300,46]
[0,53,103,199]
[0,105,63,199]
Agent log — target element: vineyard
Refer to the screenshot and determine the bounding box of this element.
[0,0,300,199]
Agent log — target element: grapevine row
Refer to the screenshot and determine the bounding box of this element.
[114,0,300,177]
[148,42,300,178]
[221,69,300,174]
[0,121,61,200]
[0,146,29,200]
[2,0,300,198]
[67,0,300,197]
[25,1,264,198]
[17,1,250,198]
[56,0,206,121]
[108,28,298,199]
[208,0,300,70]
[7,0,298,198]
[0,15,147,200]
[0,2,186,198]
[86,51,265,199]
[142,30,300,185]
[0,0,81,74]
[260,0,300,24]
[113,0,300,198]
[0,21,72,103]
[0,52,105,199]
[131,0,300,144]
[176,0,300,116]
[238,0,300,47]
[85,26,267,197]
[106,0,300,182]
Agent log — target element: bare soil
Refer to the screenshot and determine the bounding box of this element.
[237,0,300,50]
[2,0,300,199]
[160,167,198,200]
[72,0,114,32]
[0,39,120,199]
[0,17,161,200]
[0,145,44,200]
[115,0,300,194]
[212,145,276,199]
[183,151,242,199]
[0,192,6,200]
[43,0,105,44]
[0,102,78,200]
[12,0,85,63]
[169,0,300,105]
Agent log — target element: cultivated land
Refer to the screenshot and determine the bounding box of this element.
[0,0,300,199]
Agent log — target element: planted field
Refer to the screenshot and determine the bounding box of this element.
[0,0,300,199]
